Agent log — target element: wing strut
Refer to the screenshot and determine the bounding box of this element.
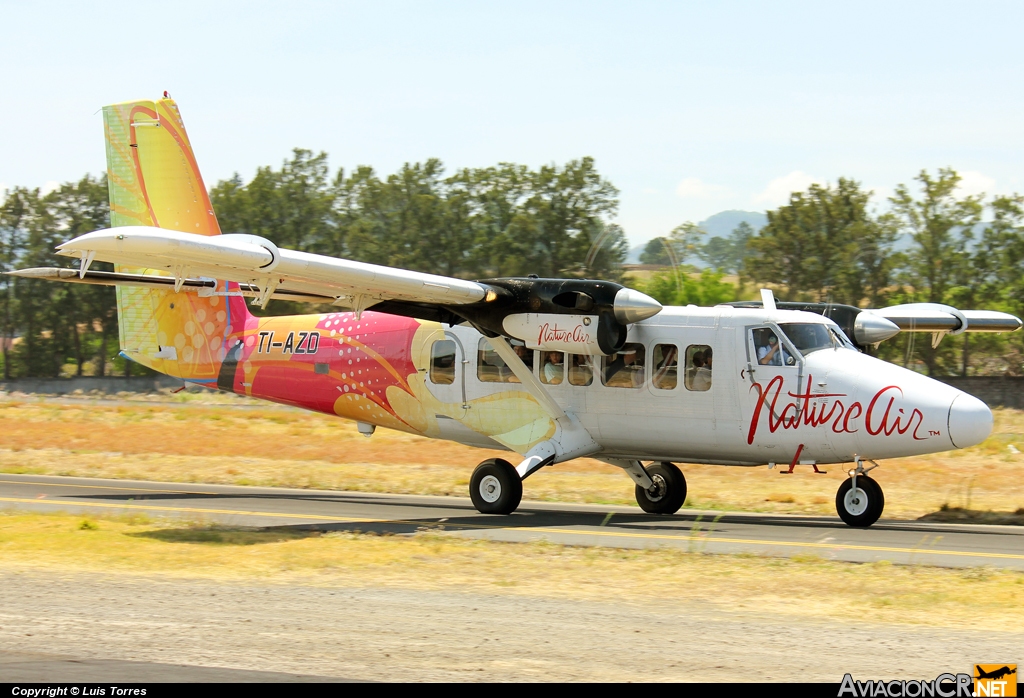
[485,337,601,478]
[486,337,566,422]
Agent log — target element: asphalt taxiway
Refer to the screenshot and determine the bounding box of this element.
[1,473,1021,569]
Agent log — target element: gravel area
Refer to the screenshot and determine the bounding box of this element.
[0,570,1019,682]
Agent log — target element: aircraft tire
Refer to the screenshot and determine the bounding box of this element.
[835,475,884,527]
[469,458,523,515]
[635,462,686,515]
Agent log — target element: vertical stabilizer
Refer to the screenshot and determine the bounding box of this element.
[104,96,248,382]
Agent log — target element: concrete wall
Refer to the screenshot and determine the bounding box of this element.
[0,375,185,395]
[936,377,1024,409]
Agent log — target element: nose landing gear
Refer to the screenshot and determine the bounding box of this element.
[836,459,884,527]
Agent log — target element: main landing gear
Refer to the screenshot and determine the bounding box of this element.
[634,462,687,515]
[836,459,884,527]
[468,457,688,517]
[469,458,523,515]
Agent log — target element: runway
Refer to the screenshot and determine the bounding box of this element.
[1,473,1022,569]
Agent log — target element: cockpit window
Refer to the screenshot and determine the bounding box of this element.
[778,323,852,355]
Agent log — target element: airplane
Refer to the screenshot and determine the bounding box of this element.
[974,666,1016,681]
[9,95,1023,528]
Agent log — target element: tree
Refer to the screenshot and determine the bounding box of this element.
[890,169,983,375]
[745,178,897,306]
[45,175,113,375]
[639,237,672,266]
[960,194,1024,375]
[211,149,337,253]
[0,188,32,379]
[698,221,756,274]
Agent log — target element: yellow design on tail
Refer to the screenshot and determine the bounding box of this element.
[104,97,236,382]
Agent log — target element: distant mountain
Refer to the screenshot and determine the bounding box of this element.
[698,210,767,238]
[625,210,767,263]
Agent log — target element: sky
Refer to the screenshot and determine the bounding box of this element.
[1,0,1022,245]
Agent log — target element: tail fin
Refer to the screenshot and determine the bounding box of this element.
[104,96,250,382]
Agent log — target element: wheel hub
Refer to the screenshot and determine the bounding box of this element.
[479,474,502,503]
[646,474,667,502]
[843,486,869,516]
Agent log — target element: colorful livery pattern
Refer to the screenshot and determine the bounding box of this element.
[104,97,554,453]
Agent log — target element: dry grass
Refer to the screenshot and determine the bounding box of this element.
[1,396,1023,519]
[1,510,1021,629]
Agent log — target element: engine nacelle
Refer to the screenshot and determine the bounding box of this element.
[441,277,657,355]
[502,313,603,354]
[372,277,661,355]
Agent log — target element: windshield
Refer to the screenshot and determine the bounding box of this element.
[778,323,852,355]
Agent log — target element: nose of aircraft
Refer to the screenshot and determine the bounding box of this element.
[948,392,993,448]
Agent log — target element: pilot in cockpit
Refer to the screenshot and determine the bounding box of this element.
[756,329,790,366]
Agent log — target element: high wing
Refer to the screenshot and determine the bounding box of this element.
[728,299,1022,348]
[861,303,1022,347]
[869,303,1022,333]
[9,225,663,356]
[44,226,490,310]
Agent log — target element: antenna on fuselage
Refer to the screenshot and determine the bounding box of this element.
[760,288,777,312]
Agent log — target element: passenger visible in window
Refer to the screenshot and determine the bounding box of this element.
[430,340,456,385]
[507,342,533,383]
[568,354,594,386]
[691,353,712,391]
[541,351,565,385]
[684,344,712,391]
[652,344,678,390]
[602,343,645,388]
[477,339,508,383]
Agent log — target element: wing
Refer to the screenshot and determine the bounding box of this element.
[51,226,489,309]
[9,225,662,356]
[868,302,1023,333]
[728,297,1022,348]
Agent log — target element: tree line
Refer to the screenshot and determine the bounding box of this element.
[1,155,1022,379]
[638,169,1024,376]
[0,154,627,379]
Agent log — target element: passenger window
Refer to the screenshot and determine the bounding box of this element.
[602,343,645,388]
[477,338,533,383]
[568,354,594,386]
[430,340,456,385]
[651,344,679,390]
[477,338,513,383]
[540,351,566,385]
[507,341,534,383]
[684,344,712,392]
[751,327,793,366]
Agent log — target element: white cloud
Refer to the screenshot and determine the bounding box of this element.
[675,177,731,200]
[0,183,8,197]
[752,171,823,207]
[40,180,61,196]
[956,170,996,197]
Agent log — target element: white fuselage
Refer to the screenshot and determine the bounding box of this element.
[426,305,993,466]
